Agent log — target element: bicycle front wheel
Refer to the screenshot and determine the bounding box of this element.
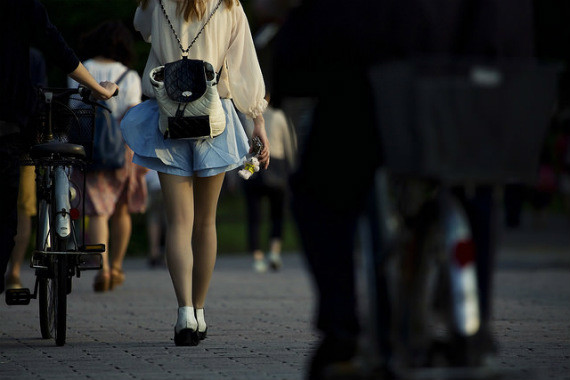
[38,254,68,346]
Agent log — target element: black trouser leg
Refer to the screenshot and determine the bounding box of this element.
[292,191,360,337]
[244,185,262,252]
[0,136,21,294]
[267,186,285,240]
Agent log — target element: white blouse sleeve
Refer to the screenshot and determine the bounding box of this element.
[226,6,267,119]
[134,3,155,43]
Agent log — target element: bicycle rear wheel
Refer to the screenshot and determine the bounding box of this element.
[53,254,68,346]
[37,196,53,340]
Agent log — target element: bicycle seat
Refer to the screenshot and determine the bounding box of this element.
[30,142,86,159]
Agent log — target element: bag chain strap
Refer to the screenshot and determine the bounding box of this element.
[159,0,224,57]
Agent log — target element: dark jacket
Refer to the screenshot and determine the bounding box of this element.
[273,0,535,100]
[0,0,79,129]
[273,0,536,212]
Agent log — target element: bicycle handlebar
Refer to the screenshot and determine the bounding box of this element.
[81,85,120,99]
[38,85,119,106]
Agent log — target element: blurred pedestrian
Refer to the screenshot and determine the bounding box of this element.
[69,20,146,293]
[274,0,539,378]
[5,48,47,290]
[121,0,269,346]
[241,96,296,273]
[1,0,118,295]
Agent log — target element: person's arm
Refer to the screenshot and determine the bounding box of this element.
[68,63,118,100]
[226,6,270,167]
[134,2,154,42]
[29,0,117,100]
[252,115,270,169]
[226,6,268,116]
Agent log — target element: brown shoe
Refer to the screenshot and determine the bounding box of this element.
[93,271,110,292]
[110,268,125,290]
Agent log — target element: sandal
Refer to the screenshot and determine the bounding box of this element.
[93,271,110,293]
[110,268,125,290]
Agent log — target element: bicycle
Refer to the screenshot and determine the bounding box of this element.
[5,86,108,346]
[358,59,559,378]
[361,173,491,376]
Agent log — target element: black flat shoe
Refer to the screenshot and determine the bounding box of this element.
[195,309,207,340]
[198,327,208,340]
[174,327,200,346]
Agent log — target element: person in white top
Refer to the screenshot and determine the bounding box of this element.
[69,21,147,293]
[121,0,270,346]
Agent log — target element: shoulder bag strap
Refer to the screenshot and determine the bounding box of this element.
[112,69,134,120]
[158,0,224,57]
[115,69,131,85]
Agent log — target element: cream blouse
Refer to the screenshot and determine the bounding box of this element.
[134,0,267,119]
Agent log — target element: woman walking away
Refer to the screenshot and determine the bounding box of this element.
[69,21,147,293]
[122,0,269,346]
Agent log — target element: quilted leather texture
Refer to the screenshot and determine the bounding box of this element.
[150,61,225,140]
[168,115,211,139]
[164,58,207,102]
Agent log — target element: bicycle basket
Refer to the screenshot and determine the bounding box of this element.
[23,94,96,165]
[369,58,560,184]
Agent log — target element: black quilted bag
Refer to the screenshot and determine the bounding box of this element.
[151,0,225,140]
[164,57,208,103]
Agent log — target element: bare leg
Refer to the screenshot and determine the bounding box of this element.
[109,201,131,272]
[268,238,283,270]
[253,248,267,273]
[7,209,31,286]
[269,238,282,255]
[147,213,162,263]
[253,249,265,261]
[88,215,110,272]
[8,165,35,287]
[192,173,225,308]
[159,173,195,307]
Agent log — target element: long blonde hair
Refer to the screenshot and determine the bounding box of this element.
[139,0,237,21]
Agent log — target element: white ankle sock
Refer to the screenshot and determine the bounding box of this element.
[196,308,207,332]
[175,306,197,333]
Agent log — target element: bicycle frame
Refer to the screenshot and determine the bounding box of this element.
[36,167,51,254]
[33,163,81,259]
[54,166,72,239]
[5,86,106,346]
[361,169,484,370]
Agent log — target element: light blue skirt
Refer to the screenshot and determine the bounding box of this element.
[120,99,249,177]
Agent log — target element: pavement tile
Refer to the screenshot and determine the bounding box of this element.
[1,217,570,380]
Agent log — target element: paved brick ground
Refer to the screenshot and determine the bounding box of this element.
[1,213,569,380]
[491,213,570,380]
[0,255,316,380]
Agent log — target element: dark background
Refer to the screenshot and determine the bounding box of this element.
[40,0,259,87]
[33,0,570,256]
[39,1,570,105]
